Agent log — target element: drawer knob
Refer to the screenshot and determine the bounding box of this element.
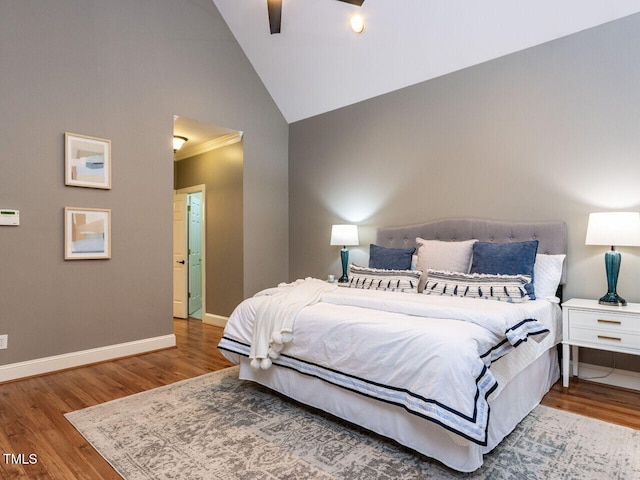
[597,335,621,341]
[597,319,621,325]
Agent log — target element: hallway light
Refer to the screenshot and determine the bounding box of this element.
[173,136,188,152]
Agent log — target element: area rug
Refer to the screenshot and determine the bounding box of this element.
[66,367,640,480]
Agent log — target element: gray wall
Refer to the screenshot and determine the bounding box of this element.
[289,15,640,368]
[0,0,288,366]
[175,142,244,317]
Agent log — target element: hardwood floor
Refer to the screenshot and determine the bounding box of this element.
[1,319,638,479]
[0,319,233,480]
[541,374,640,429]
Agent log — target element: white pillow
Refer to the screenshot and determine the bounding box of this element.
[416,238,477,272]
[415,238,477,291]
[533,254,565,303]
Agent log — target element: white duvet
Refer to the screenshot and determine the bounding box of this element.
[218,279,561,446]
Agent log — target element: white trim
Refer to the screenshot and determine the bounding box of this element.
[174,132,242,161]
[572,361,640,391]
[0,334,176,383]
[203,313,228,328]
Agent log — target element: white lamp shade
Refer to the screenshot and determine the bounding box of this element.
[585,212,640,247]
[330,224,359,246]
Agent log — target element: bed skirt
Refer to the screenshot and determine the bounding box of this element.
[229,347,559,472]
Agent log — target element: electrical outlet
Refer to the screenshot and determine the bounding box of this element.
[0,334,7,349]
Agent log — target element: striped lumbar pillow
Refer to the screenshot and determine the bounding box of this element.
[347,265,422,293]
[424,269,533,303]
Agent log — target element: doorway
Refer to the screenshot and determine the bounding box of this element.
[187,191,203,318]
[173,185,206,320]
[173,115,244,325]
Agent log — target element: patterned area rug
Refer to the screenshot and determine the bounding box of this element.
[66,367,640,480]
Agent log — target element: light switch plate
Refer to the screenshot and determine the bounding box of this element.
[0,210,19,226]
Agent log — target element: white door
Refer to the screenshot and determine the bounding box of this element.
[188,193,203,315]
[173,192,188,318]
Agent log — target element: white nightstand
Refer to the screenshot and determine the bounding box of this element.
[561,298,640,387]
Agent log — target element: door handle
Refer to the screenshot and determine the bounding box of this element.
[177,260,185,264]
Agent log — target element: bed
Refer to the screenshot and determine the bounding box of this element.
[218,218,567,472]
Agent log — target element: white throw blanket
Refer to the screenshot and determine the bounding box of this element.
[249,278,338,369]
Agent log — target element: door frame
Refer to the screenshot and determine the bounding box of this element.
[175,184,206,321]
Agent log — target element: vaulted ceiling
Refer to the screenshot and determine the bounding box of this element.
[212,0,640,123]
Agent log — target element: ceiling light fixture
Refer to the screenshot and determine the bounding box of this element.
[173,135,188,152]
[350,14,365,34]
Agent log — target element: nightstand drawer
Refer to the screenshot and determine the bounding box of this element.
[569,326,640,350]
[569,310,640,334]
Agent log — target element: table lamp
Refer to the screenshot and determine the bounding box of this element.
[585,212,640,306]
[330,225,359,283]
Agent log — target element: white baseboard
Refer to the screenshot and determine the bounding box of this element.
[573,361,640,391]
[0,334,176,383]
[203,313,228,328]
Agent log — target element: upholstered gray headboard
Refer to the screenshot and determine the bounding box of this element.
[376,218,568,284]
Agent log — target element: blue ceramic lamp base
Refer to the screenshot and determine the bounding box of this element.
[599,292,626,306]
[338,247,350,283]
[599,248,626,306]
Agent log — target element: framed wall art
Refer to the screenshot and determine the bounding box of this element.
[65,132,111,189]
[64,207,111,260]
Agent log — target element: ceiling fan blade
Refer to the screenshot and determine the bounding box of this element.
[336,0,365,5]
[267,0,282,34]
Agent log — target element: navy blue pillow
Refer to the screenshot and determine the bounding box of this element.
[470,240,539,299]
[368,244,415,270]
